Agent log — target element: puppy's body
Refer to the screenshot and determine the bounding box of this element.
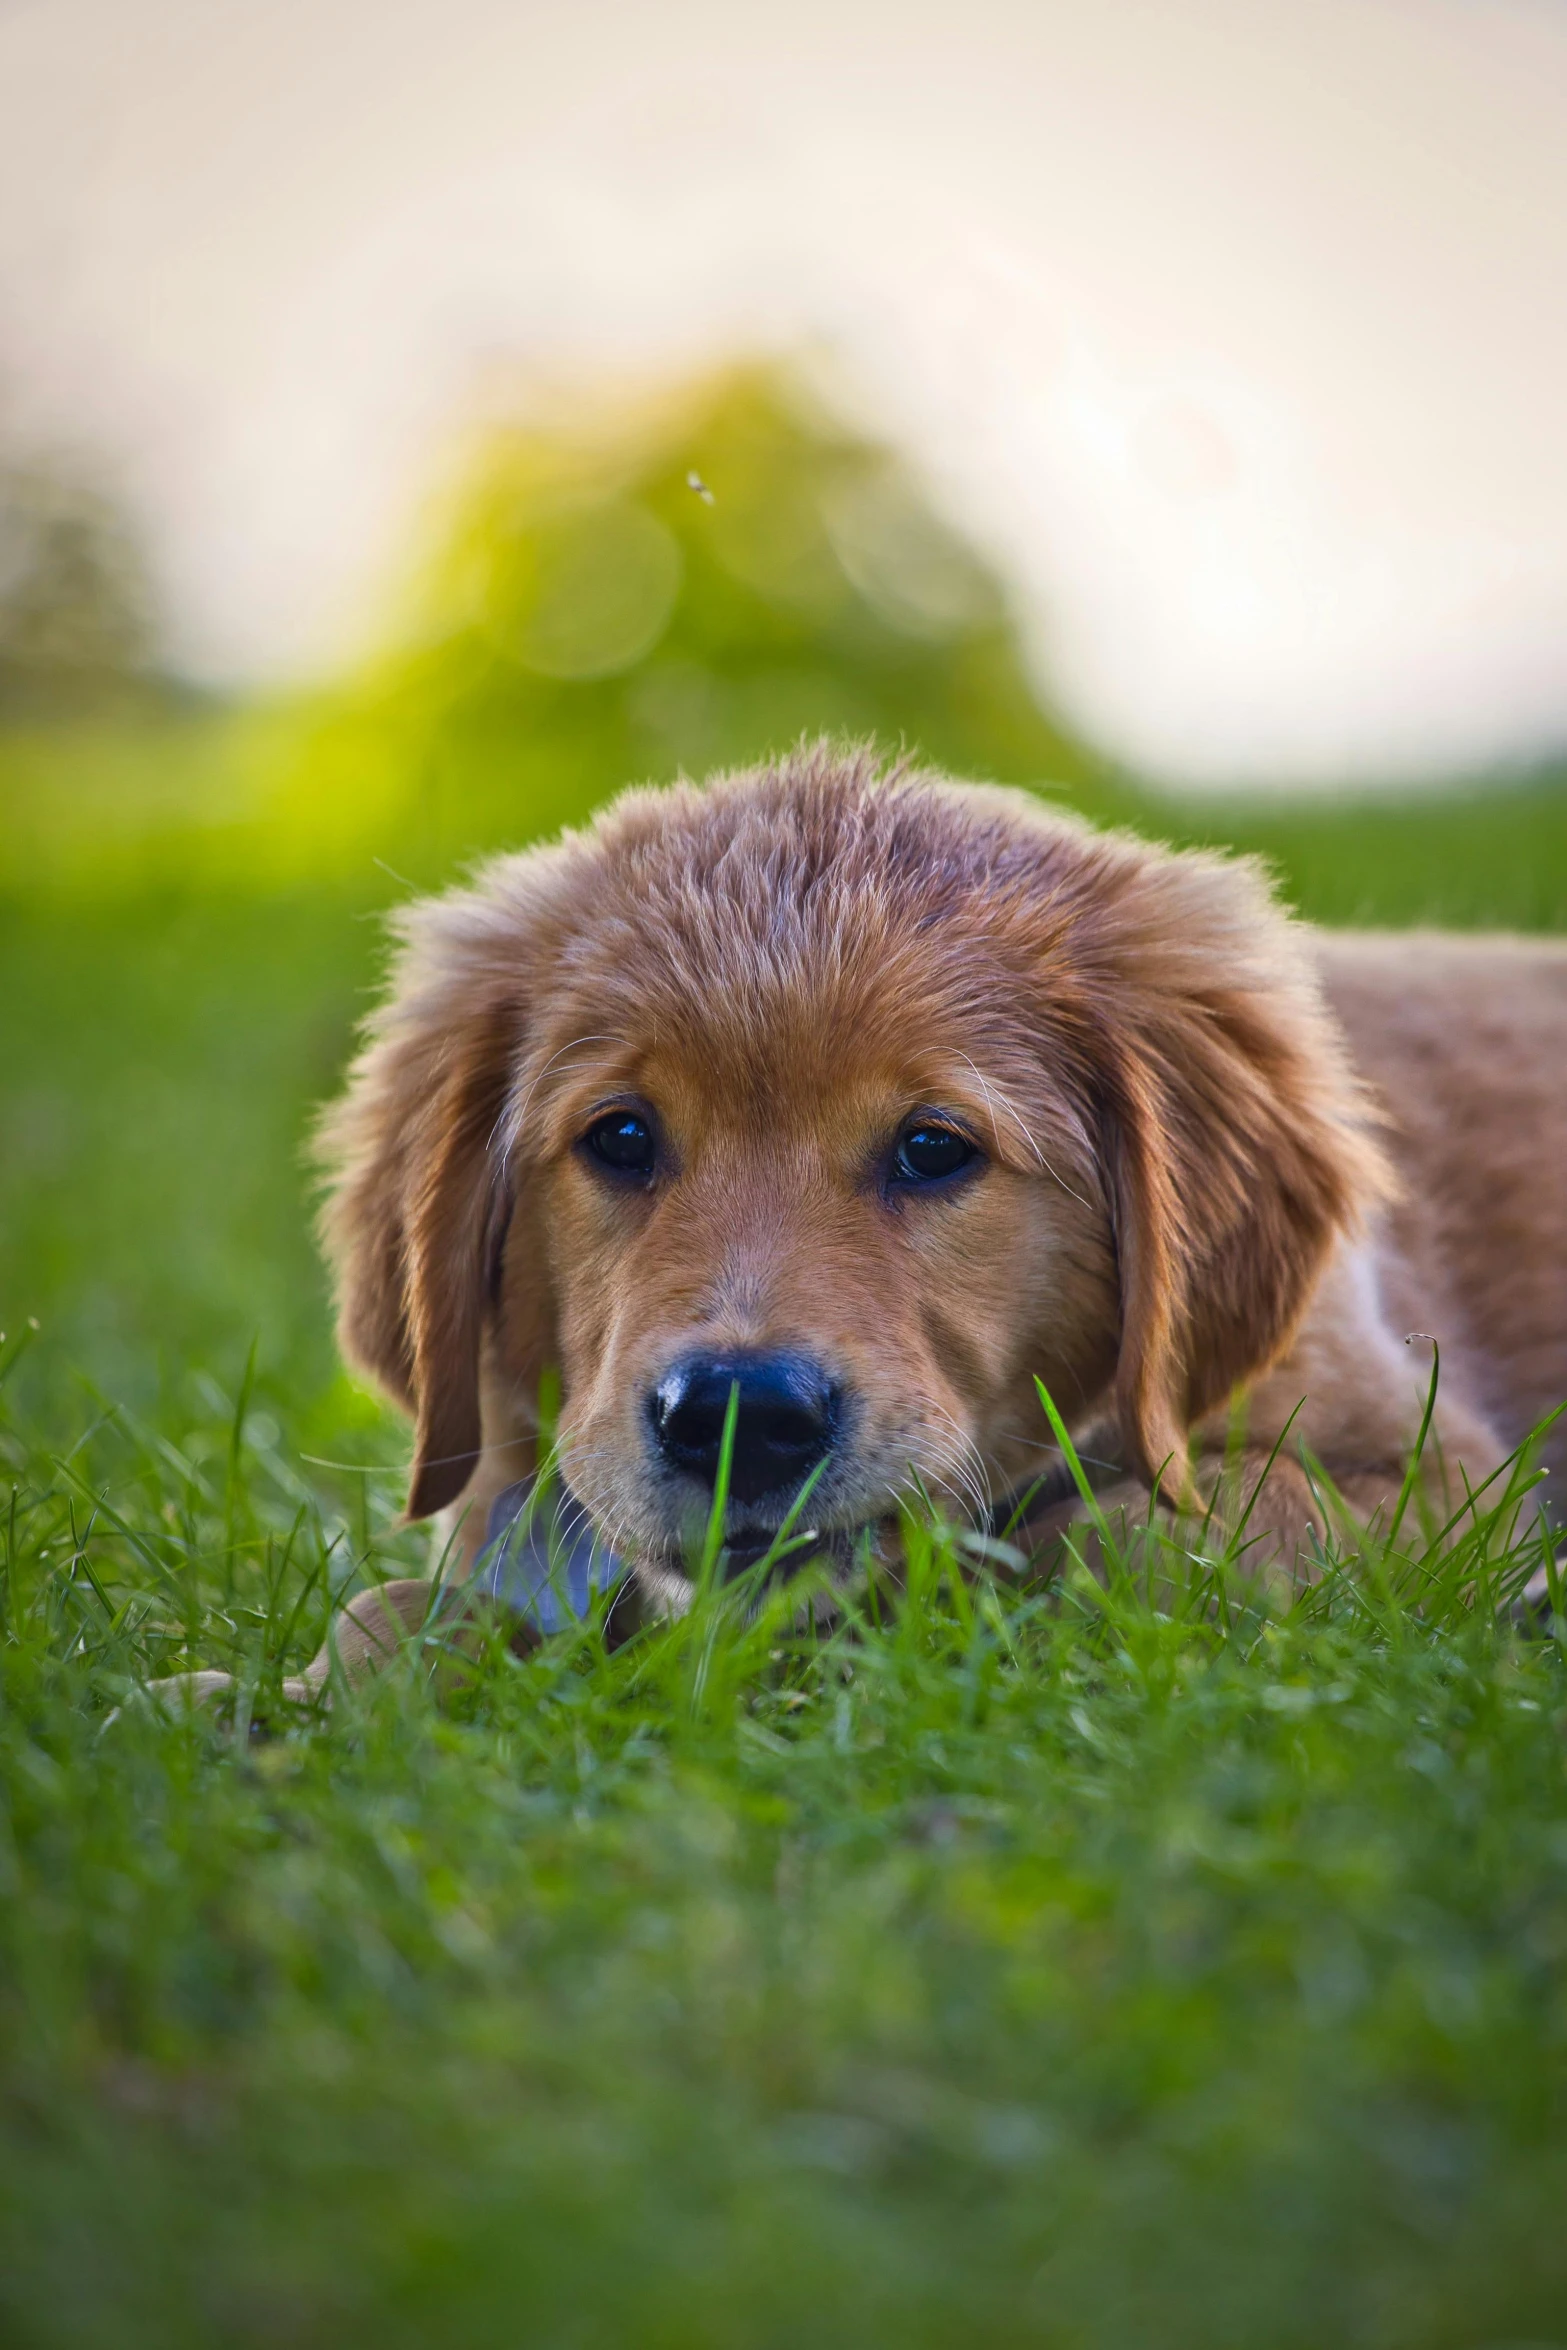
[1318,935,1567,1479]
[1169,933,1567,1555]
[314,752,1565,1620]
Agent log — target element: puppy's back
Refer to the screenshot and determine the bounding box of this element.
[1317,931,1567,1468]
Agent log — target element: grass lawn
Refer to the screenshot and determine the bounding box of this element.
[3,715,1567,2347]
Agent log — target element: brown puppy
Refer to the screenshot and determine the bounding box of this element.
[306,744,1564,1648]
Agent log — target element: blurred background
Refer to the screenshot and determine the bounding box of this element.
[2,0,1565,1433]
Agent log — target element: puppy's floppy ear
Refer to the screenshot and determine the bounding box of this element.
[315,901,528,1523]
[1073,842,1391,1499]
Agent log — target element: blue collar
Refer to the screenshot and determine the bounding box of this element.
[465,1478,627,1636]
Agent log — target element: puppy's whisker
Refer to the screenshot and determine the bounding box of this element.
[898,1443,986,1532]
[934,1444,994,1525]
[929,1468,989,1528]
[552,1439,635,1488]
[394,1435,534,1477]
[951,1051,1095,1213]
[498,1032,627,1157]
[917,1407,994,1522]
[937,1422,994,1511]
[912,1449,984,1526]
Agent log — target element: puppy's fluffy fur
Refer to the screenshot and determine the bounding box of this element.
[317,746,1565,1625]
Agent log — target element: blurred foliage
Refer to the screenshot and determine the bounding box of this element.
[0,454,159,720]
[3,359,1566,919]
[0,890,370,1421]
[1176,769,1567,933]
[333,364,1112,871]
[0,365,1128,893]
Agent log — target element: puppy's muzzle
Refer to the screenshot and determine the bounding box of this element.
[649,1349,840,1509]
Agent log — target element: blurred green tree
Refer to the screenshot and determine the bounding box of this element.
[315,365,1119,869]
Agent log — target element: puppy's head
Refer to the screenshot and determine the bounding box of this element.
[318,749,1385,1598]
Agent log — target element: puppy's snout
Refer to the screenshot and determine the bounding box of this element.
[651,1351,839,1506]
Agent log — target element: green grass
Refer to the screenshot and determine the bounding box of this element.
[3,1371,1566,2348]
[3,693,1567,2344]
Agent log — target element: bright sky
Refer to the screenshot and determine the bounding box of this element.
[2,0,1565,786]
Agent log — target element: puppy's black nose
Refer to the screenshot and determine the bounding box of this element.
[651,1351,839,1507]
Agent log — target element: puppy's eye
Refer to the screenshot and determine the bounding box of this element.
[584,1112,656,1176]
[893,1124,976,1184]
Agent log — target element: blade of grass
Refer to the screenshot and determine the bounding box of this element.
[1386,1336,1441,1551]
[695,1380,741,1588]
[1034,1379,1119,1562]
